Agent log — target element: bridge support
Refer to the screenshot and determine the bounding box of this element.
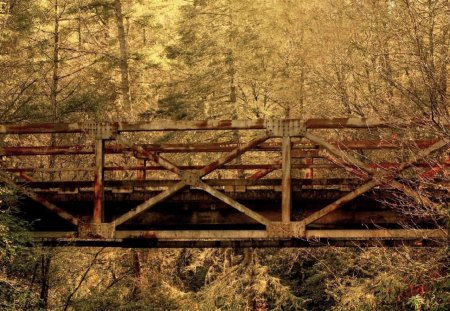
[1,118,448,246]
[93,138,105,224]
[281,136,292,223]
[137,159,147,180]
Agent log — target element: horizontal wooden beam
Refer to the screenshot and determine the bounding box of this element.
[34,238,447,248]
[31,228,448,241]
[1,118,447,134]
[4,162,447,174]
[0,139,440,156]
[10,178,450,190]
[5,179,366,192]
[115,207,424,225]
[305,229,448,239]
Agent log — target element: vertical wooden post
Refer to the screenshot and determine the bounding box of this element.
[137,159,146,181]
[93,139,105,223]
[302,157,314,188]
[304,157,313,179]
[281,136,292,223]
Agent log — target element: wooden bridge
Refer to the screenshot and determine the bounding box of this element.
[0,118,448,247]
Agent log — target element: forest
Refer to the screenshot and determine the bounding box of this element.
[0,0,449,310]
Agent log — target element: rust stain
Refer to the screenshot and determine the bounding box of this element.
[194,120,209,128]
[218,120,232,127]
[142,231,157,239]
[93,174,103,223]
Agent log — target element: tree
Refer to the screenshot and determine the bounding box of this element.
[113,0,132,112]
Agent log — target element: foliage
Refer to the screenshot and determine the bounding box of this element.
[0,186,35,311]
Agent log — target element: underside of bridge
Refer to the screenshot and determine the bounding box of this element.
[0,118,448,247]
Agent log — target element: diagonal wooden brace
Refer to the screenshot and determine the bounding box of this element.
[389,180,448,217]
[318,149,368,179]
[247,159,281,180]
[0,170,79,226]
[114,135,270,227]
[197,181,271,226]
[305,132,370,173]
[301,136,449,225]
[420,155,450,179]
[113,181,186,227]
[300,179,380,226]
[197,134,270,177]
[116,135,184,177]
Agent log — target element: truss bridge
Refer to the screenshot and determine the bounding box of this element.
[0,118,448,247]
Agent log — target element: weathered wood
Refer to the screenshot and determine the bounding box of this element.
[305,229,448,239]
[281,136,292,223]
[0,139,440,156]
[198,181,271,226]
[113,181,187,227]
[0,170,79,226]
[93,139,105,224]
[1,119,447,246]
[31,228,447,240]
[198,134,270,176]
[1,118,447,134]
[302,135,449,225]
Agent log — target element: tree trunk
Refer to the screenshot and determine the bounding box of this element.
[23,261,39,311]
[49,0,60,181]
[226,0,244,179]
[114,0,132,112]
[130,249,142,299]
[38,253,51,310]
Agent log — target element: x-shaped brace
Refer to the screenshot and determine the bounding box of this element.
[300,133,449,227]
[112,134,272,228]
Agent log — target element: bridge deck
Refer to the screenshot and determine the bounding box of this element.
[0,118,448,247]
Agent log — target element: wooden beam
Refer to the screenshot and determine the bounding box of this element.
[93,139,105,223]
[0,170,79,226]
[302,134,449,224]
[306,229,448,239]
[113,181,186,227]
[198,134,270,177]
[0,139,440,156]
[116,135,183,176]
[31,228,448,240]
[2,118,447,134]
[300,179,379,226]
[281,136,292,223]
[198,181,271,226]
